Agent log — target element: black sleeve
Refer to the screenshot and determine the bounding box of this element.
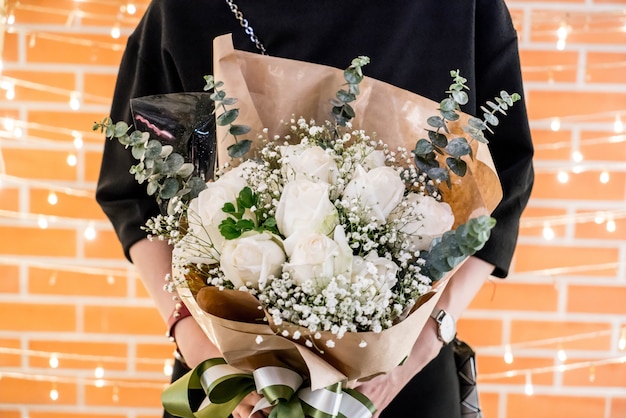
[472,0,535,277]
[95,1,183,262]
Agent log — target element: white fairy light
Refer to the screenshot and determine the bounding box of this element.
[94,366,104,379]
[5,87,15,100]
[47,191,58,205]
[84,225,97,241]
[594,213,606,224]
[7,13,15,25]
[504,345,514,364]
[2,117,15,132]
[107,275,116,285]
[556,22,569,50]
[49,387,59,401]
[69,92,81,110]
[557,170,569,184]
[571,150,583,163]
[615,115,624,133]
[599,170,610,184]
[606,219,616,233]
[12,126,23,138]
[557,348,567,362]
[49,353,59,369]
[550,117,561,132]
[126,2,137,15]
[95,379,105,388]
[542,223,555,240]
[66,153,77,167]
[524,372,534,396]
[619,330,626,351]
[38,215,49,230]
[110,24,121,39]
[72,130,84,149]
[556,38,566,51]
[163,359,174,376]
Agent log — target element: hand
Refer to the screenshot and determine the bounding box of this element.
[354,320,443,417]
[231,392,270,418]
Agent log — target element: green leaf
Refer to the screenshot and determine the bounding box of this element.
[414,138,435,156]
[237,186,256,209]
[187,177,207,199]
[128,130,148,146]
[428,130,448,148]
[428,167,450,184]
[452,90,469,105]
[114,121,129,137]
[344,68,363,85]
[484,112,499,126]
[440,98,456,112]
[227,140,252,159]
[160,145,174,158]
[217,108,239,126]
[177,163,195,177]
[222,202,236,214]
[210,90,226,101]
[414,153,439,172]
[146,181,159,196]
[164,153,185,174]
[236,219,255,232]
[446,137,471,158]
[221,97,238,106]
[468,117,487,130]
[427,116,445,129]
[229,124,251,136]
[446,157,467,177]
[131,144,146,160]
[336,89,356,103]
[219,218,241,240]
[160,177,180,199]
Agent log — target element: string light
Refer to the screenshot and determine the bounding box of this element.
[550,117,561,132]
[69,91,81,110]
[126,2,137,15]
[571,150,583,163]
[619,330,626,351]
[49,384,59,401]
[66,153,78,167]
[163,359,174,377]
[94,366,105,379]
[72,130,84,149]
[557,347,567,362]
[49,353,59,369]
[606,218,616,233]
[615,115,624,133]
[599,170,610,184]
[504,344,514,364]
[542,223,555,240]
[524,372,534,396]
[110,23,121,39]
[557,170,569,183]
[37,215,49,229]
[84,224,97,241]
[47,191,58,205]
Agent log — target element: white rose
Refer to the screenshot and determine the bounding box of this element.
[360,149,386,170]
[283,228,351,285]
[172,229,219,266]
[220,231,286,289]
[394,193,455,251]
[343,165,405,222]
[351,251,399,298]
[187,165,253,254]
[275,179,338,238]
[280,144,338,184]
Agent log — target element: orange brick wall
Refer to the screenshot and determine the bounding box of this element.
[0,1,625,417]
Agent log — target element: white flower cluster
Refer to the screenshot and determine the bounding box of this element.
[172,118,455,336]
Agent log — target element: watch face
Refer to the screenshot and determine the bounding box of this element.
[439,313,456,343]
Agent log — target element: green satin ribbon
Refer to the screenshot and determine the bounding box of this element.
[162,358,376,418]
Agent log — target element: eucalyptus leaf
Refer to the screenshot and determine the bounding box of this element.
[452,90,469,105]
[187,177,208,199]
[217,108,239,126]
[227,140,252,159]
[440,110,459,122]
[177,163,195,177]
[229,124,251,136]
[446,157,467,177]
[428,130,448,148]
[414,138,435,156]
[446,137,471,157]
[146,180,159,196]
[131,144,146,160]
[165,153,185,174]
[440,98,456,112]
[427,116,445,129]
[160,177,180,199]
[114,121,129,137]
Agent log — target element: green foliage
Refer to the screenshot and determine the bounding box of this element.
[330,56,370,127]
[204,75,252,159]
[218,186,279,239]
[413,70,521,188]
[92,117,206,213]
[422,215,497,281]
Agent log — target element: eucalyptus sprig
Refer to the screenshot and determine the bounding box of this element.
[413,69,521,188]
[218,186,279,239]
[92,118,206,214]
[204,75,252,159]
[330,56,370,128]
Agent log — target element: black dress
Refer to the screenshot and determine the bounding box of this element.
[96,1,534,416]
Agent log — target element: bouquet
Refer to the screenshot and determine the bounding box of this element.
[95,34,518,418]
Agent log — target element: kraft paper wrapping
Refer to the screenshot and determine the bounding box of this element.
[174,34,503,391]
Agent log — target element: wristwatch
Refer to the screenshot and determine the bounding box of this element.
[430,309,456,345]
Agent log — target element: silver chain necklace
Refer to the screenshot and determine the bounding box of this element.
[225,0,267,54]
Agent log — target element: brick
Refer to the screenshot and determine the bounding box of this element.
[2,70,76,102]
[562,359,626,387]
[526,91,626,121]
[530,10,626,46]
[567,285,626,314]
[83,229,129,260]
[30,412,126,418]
[29,340,127,371]
[574,211,626,241]
[513,243,620,277]
[456,319,503,347]
[28,111,113,139]
[469,281,559,312]
[477,354,555,386]
[611,397,626,418]
[579,130,626,162]
[84,73,118,100]
[0,338,21,367]
[0,410,21,418]
[0,187,20,211]
[530,129,573,161]
[85,149,106,183]
[29,188,106,221]
[507,394,606,418]
[136,343,175,373]
[2,32,18,61]
[0,264,20,293]
[520,50,579,83]
[0,377,77,404]
[586,52,626,84]
[0,226,76,257]
[26,33,125,67]
[477,392,499,418]
[84,379,168,408]
[83,305,161,335]
[519,206,568,239]
[2,148,77,181]
[530,171,626,201]
[0,302,76,332]
[510,320,612,350]
[28,266,128,297]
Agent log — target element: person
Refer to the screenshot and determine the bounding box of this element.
[96,1,534,417]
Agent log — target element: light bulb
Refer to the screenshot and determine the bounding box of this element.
[72,131,84,149]
[95,366,104,378]
[7,14,15,25]
[48,191,58,205]
[619,330,626,351]
[550,117,561,132]
[556,38,566,51]
[50,387,59,401]
[5,88,15,100]
[600,170,610,184]
[84,225,97,241]
[95,379,105,388]
[67,153,77,167]
[163,359,174,376]
[69,92,81,110]
[126,2,137,14]
[111,25,121,39]
[38,215,49,230]
[504,345,514,364]
[615,116,624,133]
[49,353,59,369]
[542,224,555,240]
[571,150,583,163]
[107,275,116,285]
[557,348,567,362]
[12,127,23,138]
[606,219,616,233]
[524,373,534,396]
[557,171,569,184]
[2,117,14,131]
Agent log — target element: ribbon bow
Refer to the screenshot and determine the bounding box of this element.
[162,358,376,418]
